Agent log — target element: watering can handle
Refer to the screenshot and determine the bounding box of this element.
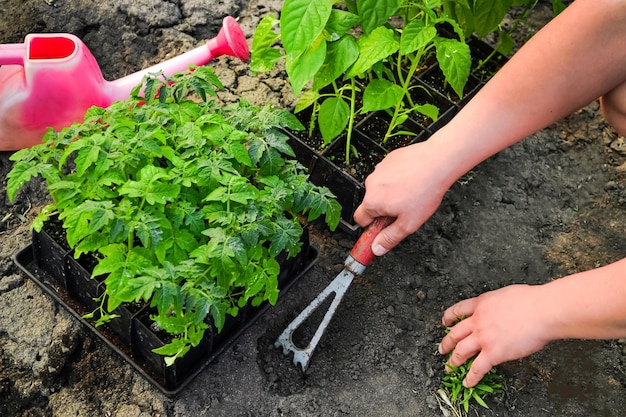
[0,43,25,66]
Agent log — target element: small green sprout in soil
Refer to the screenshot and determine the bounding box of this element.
[437,318,504,416]
[438,357,504,415]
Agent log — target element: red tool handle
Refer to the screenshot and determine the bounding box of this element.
[349,216,395,266]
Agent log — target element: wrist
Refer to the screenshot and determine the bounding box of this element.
[425,125,483,190]
[526,283,568,344]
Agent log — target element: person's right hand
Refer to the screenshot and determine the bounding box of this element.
[353,137,457,256]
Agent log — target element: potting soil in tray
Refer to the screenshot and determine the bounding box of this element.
[12,231,319,397]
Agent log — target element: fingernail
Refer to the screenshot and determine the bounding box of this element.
[372,244,387,256]
[437,343,443,354]
[462,379,469,388]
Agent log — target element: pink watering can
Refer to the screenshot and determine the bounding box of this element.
[0,16,249,151]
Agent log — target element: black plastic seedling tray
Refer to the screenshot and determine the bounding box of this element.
[13,231,318,397]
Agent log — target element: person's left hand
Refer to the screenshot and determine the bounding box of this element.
[439,284,555,387]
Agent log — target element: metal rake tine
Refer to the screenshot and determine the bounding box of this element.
[274,269,355,372]
[274,217,394,371]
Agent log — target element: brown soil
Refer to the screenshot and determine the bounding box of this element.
[1,1,626,416]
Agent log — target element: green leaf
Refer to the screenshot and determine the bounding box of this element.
[281,0,333,57]
[116,275,158,304]
[152,338,191,366]
[134,210,170,250]
[224,141,253,167]
[552,0,568,16]
[472,0,512,38]
[260,259,280,305]
[74,143,102,176]
[412,103,439,122]
[313,35,359,91]
[59,200,115,247]
[204,176,258,205]
[6,161,56,202]
[96,248,152,311]
[247,137,268,166]
[325,9,361,40]
[472,390,490,409]
[251,14,282,73]
[463,392,471,412]
[443,0,474,37]
[286,36,327,95]
[294,185,341,231]
[210,301,227,332]
[265,131,296,157]
[74,232,109,258]
[260,148,285,177]
[170,228,199,256]
[93,245,130,276]
[400,20,437,55]
[244,270,267,299]
[30,205,56,233]
[272,108,305,131]
[345,26,399,78]
[495,30,514,56]
[434,37,471,99]
[89,204,115,233]
[269,217,302,257]
[424,0,443,8]
[323,199,341,231]
[118,166,181,206]
[475,383,495,393]
[153,280,184,319]
[318,97,350,143]
[295,90,321,113]
[356,0,402,34]
[361,79,404,113]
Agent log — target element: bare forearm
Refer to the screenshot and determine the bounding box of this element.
[544,257,626,341]
[431,0,626,187]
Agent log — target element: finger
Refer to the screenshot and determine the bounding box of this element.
[370,219,414,256]
[438,318,473,355]
[441,298,478,327]
[445,335,481,370]
[463,352,494,388]
[352,204,377,229]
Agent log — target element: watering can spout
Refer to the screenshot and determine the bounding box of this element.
[107,16,249,102]
[0,16,249,151]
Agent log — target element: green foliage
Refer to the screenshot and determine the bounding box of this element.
[251,0,467,164]
[439,357,504,414]
[437,317,504,415]
[251,0,541,164]
[459,0,544,72]
[7,66,341,364]
[551,0,568,16]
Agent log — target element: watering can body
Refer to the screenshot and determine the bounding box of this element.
[0,34,111,150]
[0,16,249,151]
